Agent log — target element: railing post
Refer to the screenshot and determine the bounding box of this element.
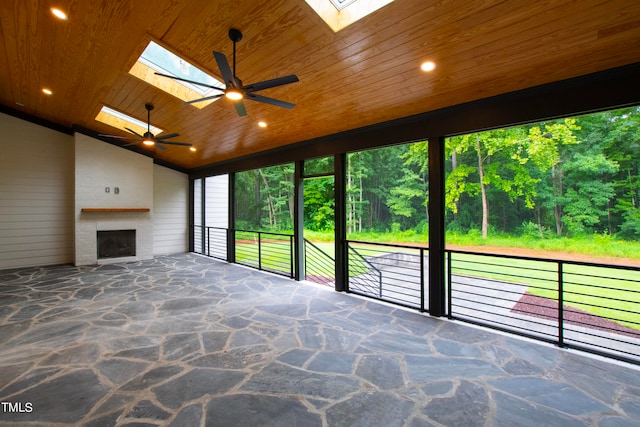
[290,235,294,279]
[420,248,425,312]
[258,231,262,271]
[206,227,210,257]
[447,251,452,319]
[558,261,565,347]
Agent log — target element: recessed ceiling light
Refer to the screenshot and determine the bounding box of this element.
[420,61,436,72]
[258,121,267,128]
[50,7,68,20]
[42,88,53,95]
[189,147,197,152]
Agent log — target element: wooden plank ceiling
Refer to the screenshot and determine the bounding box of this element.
[1,0,640,170]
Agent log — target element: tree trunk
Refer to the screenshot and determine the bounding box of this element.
[258,169,276,228]
[552,164,563,235]
[476,135,489,238]
[358,170,363,232]
[536,205,544,238]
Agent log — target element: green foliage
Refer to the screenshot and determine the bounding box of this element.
[231,106,640,252]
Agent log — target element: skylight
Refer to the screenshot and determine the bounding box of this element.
[129,41,225,109]
[305,0,394,32]
[95,106,163,136]
[329,0,357,10]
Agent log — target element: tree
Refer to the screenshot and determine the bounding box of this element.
[448,128,540,238]
[526,119,581,236]
[387,141,429,230]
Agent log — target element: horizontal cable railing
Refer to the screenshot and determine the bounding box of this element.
[447,250,640,364]
[235,229,294,278]
[193,226,227,260]
[193,225,204,254]
[206,226,227,260]
[304,239,335,285]
[346,240,428,311]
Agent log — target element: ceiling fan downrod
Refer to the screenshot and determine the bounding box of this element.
[229,28,243,79]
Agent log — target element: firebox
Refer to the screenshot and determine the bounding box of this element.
[97,230,136,259]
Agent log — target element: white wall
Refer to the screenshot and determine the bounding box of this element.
[153,164,188,255]
[0,113,74,269]
[204,174,229,258]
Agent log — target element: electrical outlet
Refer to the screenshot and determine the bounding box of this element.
[105,187,110,193]
[114,187,119,194]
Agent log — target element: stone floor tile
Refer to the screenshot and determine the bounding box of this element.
[1,254,639,426]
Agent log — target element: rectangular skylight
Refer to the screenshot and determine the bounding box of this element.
[95,106,162,136]
[129,41,224,109]
[329,0,358,10]
[306,0,395,32]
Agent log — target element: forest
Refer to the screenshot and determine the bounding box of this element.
[234,106,640,252]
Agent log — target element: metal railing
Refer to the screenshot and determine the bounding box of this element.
[447,250,640,364]
[235,229,294,278]
[194,226,227,260]
[346,240,427,311]
[304,239,335,285]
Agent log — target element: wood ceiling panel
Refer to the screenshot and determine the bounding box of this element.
[1,0,640,169]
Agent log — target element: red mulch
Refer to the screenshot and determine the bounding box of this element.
[511,291,639,339]
[305,275,334,285]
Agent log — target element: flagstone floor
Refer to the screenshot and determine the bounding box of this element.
[0,253,639,426]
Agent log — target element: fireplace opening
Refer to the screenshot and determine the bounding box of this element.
[97,230,136,259]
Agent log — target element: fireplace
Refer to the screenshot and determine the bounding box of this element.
[97,230,136,259]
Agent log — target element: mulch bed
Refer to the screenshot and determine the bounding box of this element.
[511,291,639,339]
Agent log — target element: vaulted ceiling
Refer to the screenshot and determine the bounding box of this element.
[2,0,640,170]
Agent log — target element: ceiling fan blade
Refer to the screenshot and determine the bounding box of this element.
[213,51,236,88]
[121,142,140,147]
[155,132,179,140]
[98,133,139,140]
[233,100,247,117]
[244,75,299,93]
[159,141,192,146]
[155,143,168,151]
[246,93,295,109]
[125,127,144,138]
[186,93,224,104]
[154,72,224,91]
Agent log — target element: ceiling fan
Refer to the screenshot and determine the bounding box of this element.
[154,28,299,117]
[99,104,192,150]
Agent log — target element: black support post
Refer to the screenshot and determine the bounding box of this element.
[188,178,195,252]
[227,173,236,263]
[334,153,347,292]
[428,137,446,317]
[294,160,305,281]
[201,178,206,255]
